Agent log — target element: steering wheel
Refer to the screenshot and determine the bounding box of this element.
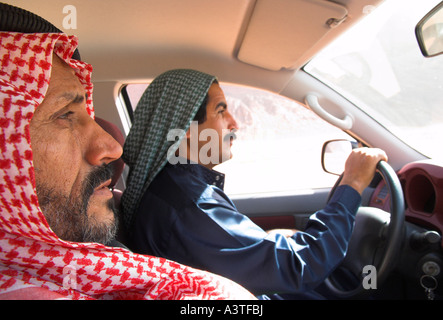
[323,160,405,299]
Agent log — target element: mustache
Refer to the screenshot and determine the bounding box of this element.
[224,130,237,142]
[83,164,114,200]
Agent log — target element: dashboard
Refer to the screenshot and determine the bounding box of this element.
[399,160,443,235]
[369,159,443,298]
[370,159,443,245]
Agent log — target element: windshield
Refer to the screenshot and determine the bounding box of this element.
[305,0,443,162]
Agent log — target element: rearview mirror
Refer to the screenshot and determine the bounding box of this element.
[416,1,443,57]
[321,139,357,176]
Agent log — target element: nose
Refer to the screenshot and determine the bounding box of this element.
[85,118,123,166]
[226,110,239,131]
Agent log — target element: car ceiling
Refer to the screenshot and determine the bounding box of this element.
[5,0,384,93]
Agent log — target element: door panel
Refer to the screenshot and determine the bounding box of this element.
[232,188,330,231]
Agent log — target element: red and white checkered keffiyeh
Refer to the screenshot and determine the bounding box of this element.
[0,32,254,300]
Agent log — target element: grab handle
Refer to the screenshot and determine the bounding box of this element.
[305,94,353,130]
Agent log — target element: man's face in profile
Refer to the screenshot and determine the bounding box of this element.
[29,55,123,244]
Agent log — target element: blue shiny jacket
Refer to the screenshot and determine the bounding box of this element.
[129,162,361,295]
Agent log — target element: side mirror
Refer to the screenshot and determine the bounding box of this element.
[416,1,443,57]
[321,139,357,175]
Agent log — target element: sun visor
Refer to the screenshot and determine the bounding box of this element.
[237,0,348,71]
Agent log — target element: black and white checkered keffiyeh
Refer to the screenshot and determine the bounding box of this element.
[121,69,216,229]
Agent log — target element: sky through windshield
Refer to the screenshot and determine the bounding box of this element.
[305,0,443,161]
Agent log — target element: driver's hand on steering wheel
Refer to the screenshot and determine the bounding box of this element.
[339,148,388,195]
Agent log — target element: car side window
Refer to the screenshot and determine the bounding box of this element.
[122,83,351,196]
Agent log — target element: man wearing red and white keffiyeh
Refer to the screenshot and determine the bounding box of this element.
[0,19,255,300]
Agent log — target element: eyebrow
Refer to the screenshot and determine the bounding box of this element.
[59,93,86,104]
[215,102,227,111]
[49,93,87,120]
